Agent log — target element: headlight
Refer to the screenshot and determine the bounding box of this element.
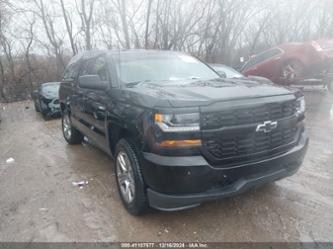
[154,113,200,132]
[296,97,305,114]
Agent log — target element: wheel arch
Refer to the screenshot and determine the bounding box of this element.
[279,56,307,71]
[107,123,141,156]
[60,100,71,114]
[60,102,66,112]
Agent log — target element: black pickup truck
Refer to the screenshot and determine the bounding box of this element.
[59,50,309,215]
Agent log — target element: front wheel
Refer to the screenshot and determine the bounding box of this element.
[62,110,84,144]
[115,139,148,215]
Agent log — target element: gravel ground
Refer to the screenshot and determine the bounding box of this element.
[0,91,332,242]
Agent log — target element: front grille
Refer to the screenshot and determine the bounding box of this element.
[201,100,297,129]
[203,127,298,162]
[201,99,300,166]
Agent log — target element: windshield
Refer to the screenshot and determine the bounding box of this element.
[114,53,219,84]
[211,65,244,78]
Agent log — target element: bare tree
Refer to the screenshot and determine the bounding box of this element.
[60,0,78,55]
[32,0,65,79]
[144,0,153,49]
[110,0,131,49]
[0,34,15,83]
[19,16,36,89]
[0,0,11,101]
[75,0,96,50]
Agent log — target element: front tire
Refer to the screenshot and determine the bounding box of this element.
[62,110,84,144]
[115,139,148,215]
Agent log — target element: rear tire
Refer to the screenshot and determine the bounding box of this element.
[114,139,148,215]
[41,110,49,120]
[40,100,50,119]
[34,99,40,112]
[62,110,84,144]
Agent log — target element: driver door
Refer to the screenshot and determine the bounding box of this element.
[77,56,110,149]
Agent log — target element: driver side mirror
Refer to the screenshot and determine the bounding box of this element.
[78,75,107,90]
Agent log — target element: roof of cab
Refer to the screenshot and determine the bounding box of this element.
[68,49,186,65]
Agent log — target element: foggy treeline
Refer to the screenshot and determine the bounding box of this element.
[0,0,333,101]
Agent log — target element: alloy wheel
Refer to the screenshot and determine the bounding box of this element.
[63,113,72,140]
[116,151,135,204]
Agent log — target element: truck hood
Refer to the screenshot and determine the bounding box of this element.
[124,78,297,108]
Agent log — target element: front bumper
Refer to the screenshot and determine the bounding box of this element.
[47,99,61,114]
[142,130,309,211]
[41,98,61,116]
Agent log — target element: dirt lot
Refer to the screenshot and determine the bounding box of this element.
[0,91,332,242]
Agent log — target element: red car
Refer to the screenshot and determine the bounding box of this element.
[241,39,333,85]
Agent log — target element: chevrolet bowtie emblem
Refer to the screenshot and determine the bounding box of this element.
[256,121,278,133]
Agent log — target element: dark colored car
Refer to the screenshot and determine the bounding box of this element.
[32,82,61,118]
[59,50,308,215]
[209,63,273,84]
[241,39,333,84]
